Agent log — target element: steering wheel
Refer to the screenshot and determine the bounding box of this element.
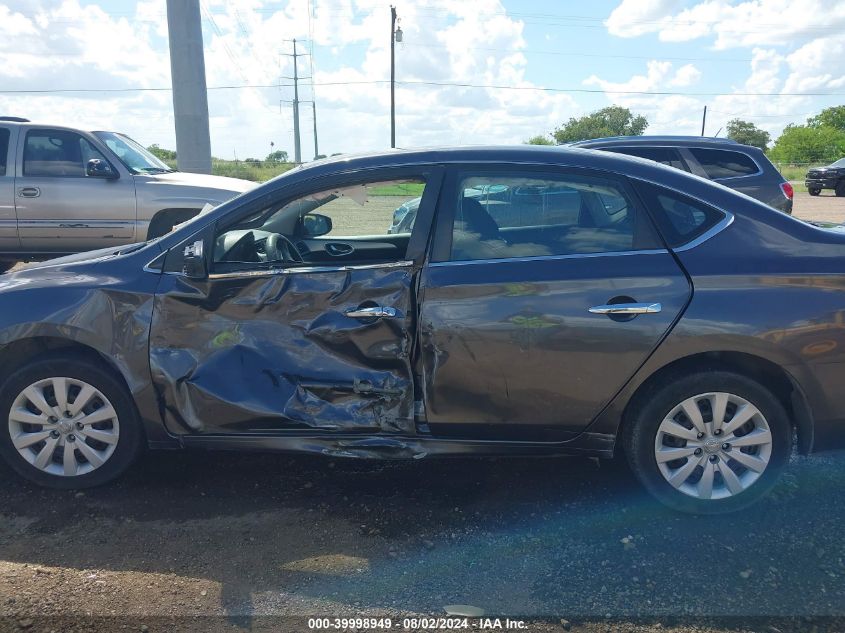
[264,232,305,264]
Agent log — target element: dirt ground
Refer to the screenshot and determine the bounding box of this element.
[2,450,845,633]
[3,191,845,633]
[792,190,845,223]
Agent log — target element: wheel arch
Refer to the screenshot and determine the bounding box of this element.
[0,336,164,448]
[0,336,134,400]
[617,350,814,456]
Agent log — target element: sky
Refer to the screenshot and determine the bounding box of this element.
[1,0,844,161]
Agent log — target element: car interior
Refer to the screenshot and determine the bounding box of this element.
[23,131,106,177]
[213,179,425,272]
[449,177,647,261]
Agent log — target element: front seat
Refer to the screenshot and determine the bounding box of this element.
[452,197,509,260]
[457,197,501,240]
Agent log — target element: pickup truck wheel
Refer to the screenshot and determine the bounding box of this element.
[808,187,821,196]
[624,371,791,514]
[835,181,845,197]
[0,355,143,488]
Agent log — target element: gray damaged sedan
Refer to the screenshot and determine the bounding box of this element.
[1,146,844,514]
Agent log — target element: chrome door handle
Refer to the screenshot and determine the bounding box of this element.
[18,187,40,198]
[589,302,662,315]
[345,306,400,319]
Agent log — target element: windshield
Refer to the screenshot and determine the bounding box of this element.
[93,131,173,174]
[832,158,845,167]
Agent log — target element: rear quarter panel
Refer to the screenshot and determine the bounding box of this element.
[587,195,845,450]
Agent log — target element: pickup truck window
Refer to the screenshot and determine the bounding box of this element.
[0,128,9,175]
[23,129,108,177]
[94,131,172,174]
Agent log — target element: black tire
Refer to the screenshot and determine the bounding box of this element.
[623,370,791,514]
[0,353,143,488]
[836,181,845,197]
[808,187,821,196]
[0,260,16,273]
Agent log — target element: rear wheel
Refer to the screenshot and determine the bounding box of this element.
[808,186,821,196]
[0,355,142,488]
[836,181,845,197]
[624,371,791,514]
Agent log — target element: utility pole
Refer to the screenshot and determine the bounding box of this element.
[312,101,319,159]
[701,105,707,136]
[166,0,212,174]
[292,39,302,164]
[390,6,397,148]
[281,40,316,163]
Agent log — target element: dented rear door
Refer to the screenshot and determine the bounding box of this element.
[149,166,443,436]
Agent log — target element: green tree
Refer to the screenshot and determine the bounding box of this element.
[551,105,648,144]
[265,150,289,164]
[808,105,845,132]
[147,144,176,161]
[726,119,771,150]
[525,135,554,145]
[768,124,845,164]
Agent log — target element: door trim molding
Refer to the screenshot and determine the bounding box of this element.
[206,259,414,280]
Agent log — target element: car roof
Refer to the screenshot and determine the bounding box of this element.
[285,144,682,178]
[569,135,758,150]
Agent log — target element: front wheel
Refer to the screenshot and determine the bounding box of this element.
[836,181,845,197]
[0,355,143,488]
[624,371,791,514]
[808,187,821,196]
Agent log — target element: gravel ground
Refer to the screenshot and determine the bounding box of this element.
[791,190,845,223]
[1,450,845,632]
[2,191,845,633]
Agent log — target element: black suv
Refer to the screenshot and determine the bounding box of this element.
[570,136,793,214]
[805,159,845,197]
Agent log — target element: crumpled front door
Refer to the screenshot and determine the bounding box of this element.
[149,264,416,435]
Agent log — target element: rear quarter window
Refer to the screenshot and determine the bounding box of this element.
[689,148,759,179]
[638,183,726,248]
[0,128,9,175]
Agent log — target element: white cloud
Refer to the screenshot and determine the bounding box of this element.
[607,0,845,50]
[0,0,585,157]
[605,0,681,38]
[669,64,702,86]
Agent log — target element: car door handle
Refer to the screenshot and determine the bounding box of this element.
[17,187,40,198]
[345,306,400,319]
[589,302,662,315]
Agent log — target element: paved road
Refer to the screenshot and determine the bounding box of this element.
[1,449,845,632]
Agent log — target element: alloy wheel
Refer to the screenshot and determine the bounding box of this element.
[654,391,772,500]
[7,377,120,477]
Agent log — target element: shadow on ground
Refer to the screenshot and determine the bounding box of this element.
[1,449,844,627]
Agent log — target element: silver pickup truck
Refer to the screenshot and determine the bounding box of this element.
[0,118,254,272]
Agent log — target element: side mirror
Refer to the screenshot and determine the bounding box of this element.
[301,213,332,237]
[86,158,118,179]
[182,239,207,279]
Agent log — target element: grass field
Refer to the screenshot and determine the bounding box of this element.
[774,163,826,193]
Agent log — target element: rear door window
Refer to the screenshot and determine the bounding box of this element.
[603,146,688,171]
[688,148,759,179]
[441,171,661,262]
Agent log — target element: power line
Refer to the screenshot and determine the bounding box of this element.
[3,80,842,98]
